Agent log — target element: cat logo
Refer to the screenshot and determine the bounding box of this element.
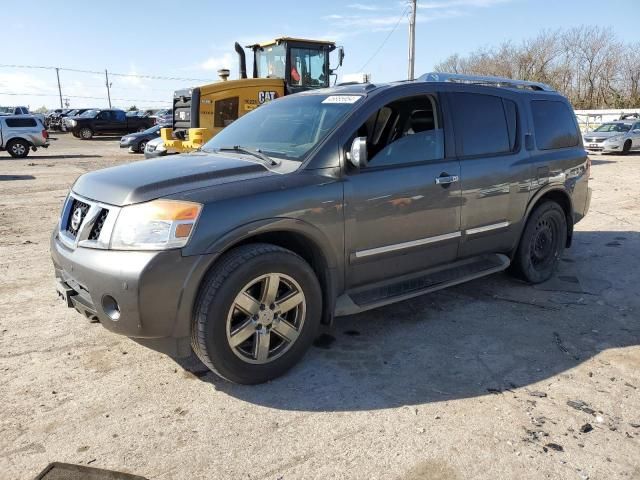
[258,91,278,104]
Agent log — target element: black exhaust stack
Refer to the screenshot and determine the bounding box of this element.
[235,42,247,79]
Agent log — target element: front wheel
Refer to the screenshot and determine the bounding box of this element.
[79,127,93,140]
[192,243,322,384]
[137,140,147,153]
[511,201,567,283]
[622,140,632,155]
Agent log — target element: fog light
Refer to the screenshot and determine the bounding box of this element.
[102,295,121,321]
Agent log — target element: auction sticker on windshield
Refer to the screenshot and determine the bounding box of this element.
[322,95,362,104]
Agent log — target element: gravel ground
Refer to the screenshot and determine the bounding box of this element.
[1,134,639,480]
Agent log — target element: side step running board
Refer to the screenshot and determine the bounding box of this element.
[335,253,510,316]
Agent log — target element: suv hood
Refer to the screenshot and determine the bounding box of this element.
[72,152,274,206]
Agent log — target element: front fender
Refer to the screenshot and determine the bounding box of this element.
[202,217,339,269]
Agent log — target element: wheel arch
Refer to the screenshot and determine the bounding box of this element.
[193,218,341,327]
[519,187,574,253]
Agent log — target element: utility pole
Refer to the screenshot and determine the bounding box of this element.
[408,0,417,80]
[104,69,112,108]
[55,68,63,108]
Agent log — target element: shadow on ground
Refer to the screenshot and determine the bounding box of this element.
[176,230,640,411]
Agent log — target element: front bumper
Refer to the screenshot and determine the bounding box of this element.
[585,139,624,153]
[51,230,217,356]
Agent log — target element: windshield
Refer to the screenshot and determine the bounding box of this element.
[256,44,286,78]
[202,94,361,161]
[594,123,631,133]
[81,109,99,117]
[0,107,12,114]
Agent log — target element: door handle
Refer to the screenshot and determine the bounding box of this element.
[435,174,459,185]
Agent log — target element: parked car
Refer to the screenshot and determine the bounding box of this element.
[0,106,46,126]
[66,109,155,139]
[583,120,640,154]
[120,124,169,153]
[61,109,95,132]
[51,73,591,384]
[152,108,173,125]
[1,115,49,158]
[143,136,169,158]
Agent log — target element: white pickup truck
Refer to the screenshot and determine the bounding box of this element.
[0,106,46,126]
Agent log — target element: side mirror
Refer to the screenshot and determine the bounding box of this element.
[347,137,367,168]
[338,46,344,67]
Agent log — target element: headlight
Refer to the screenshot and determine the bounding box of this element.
[110,199,202,250]
[604,135,622,143]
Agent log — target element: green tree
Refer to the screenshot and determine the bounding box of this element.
[128,105,138,111]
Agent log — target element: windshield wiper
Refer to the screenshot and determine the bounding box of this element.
[217,145,280,166]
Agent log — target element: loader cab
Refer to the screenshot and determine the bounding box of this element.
[248,37,341,94]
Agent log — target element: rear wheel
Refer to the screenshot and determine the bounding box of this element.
[137,140,147,153]
[622,139,632,155]
[192,243,322,384]
[511,201,567,283]
[79,127,93,140]
[7,139,30,158]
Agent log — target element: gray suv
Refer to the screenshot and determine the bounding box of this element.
[51,73,591,384]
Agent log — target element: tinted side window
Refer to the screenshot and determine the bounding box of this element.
[114,111,126,122]
[6,117,37,127]
[214,97,239,127]
[352,95,444,168]
[531,100,579,150]
[449,92,510,156]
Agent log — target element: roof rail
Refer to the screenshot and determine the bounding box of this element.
[418,72,555,92]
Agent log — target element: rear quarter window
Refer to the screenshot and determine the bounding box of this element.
[5,117,38,128]
[531,100,579,150]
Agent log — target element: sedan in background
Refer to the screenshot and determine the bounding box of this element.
[583,120,640,154]
[143,135,170,158]
[120,124,168,153]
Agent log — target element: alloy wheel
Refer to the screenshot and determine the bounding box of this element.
[226,273,306,364]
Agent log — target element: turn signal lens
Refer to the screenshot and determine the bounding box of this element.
[110,199,202,250]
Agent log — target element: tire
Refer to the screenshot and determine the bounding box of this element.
[192,243,322,384]
[137,126,146,133]
[7,139,30,158]
[511,201,567,284]
[622,140,632,155]
[137,140,147,153]
[79,127,93,140]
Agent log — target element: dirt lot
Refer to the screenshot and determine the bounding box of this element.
[1,134,639,480]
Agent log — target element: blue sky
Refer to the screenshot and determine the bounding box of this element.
[1,0,639,109]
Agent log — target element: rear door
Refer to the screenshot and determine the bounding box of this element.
[343,87,462,288]
[446,90,532,258]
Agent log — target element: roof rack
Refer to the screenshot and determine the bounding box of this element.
[418,72,555,92]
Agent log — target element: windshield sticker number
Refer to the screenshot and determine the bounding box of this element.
[322,95,362,104]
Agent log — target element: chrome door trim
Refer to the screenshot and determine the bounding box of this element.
[354,231,461,259]
[465,221,510,236]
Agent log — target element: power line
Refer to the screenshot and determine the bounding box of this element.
[0,91,170,104]
[358,6,410,72]
[0,64,212,83]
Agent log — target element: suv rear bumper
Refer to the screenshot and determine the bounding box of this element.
[50,231,218,356]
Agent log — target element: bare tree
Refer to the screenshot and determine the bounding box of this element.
[433,25,638,109]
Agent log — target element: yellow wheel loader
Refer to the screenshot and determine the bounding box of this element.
[161,37,344,152]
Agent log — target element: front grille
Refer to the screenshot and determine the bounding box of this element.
[585,137,606,143]
[66,199,90,237]
[88,208,108,240]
